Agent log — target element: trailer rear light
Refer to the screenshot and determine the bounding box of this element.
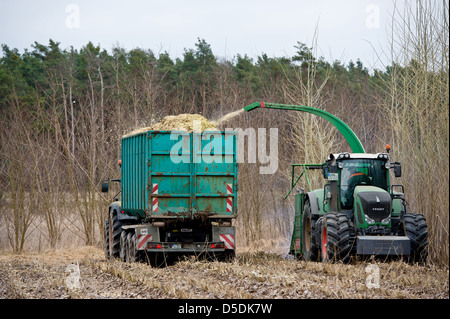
[216,242,224,248]
[210,244,215,249]
[121,210,125,214]
[148,243,162,249]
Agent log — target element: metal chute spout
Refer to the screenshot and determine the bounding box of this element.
[243,102,365,154]
[243,102,261,112]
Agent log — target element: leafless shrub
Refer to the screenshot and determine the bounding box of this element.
[379,0,449,265]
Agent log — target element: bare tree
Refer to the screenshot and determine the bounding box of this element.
[381,0,449,265]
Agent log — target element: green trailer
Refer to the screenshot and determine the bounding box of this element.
[102,130,238,266]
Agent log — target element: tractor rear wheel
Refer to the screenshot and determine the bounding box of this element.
[302,200,319,261]
[320,213,353,263]
[400,213,428,264]
[104,219,110,259]
[108,210,122,258]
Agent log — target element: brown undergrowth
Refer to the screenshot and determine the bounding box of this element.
[0,246,447,299]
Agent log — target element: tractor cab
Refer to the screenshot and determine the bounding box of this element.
[323,152,404,235]
[327,153,391,210]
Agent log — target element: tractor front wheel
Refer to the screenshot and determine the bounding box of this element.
[401,213,428,264]
[320,213,353,263]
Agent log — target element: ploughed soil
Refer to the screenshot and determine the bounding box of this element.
[0,246,448,299]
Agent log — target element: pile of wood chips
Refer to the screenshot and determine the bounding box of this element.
[123,114,217,137]
[149,114,217,131]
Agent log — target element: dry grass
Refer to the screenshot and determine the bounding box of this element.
[0,246,447,299]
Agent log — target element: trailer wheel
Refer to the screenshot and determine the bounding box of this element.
[119,231,127,261]
[320,213,353,263]
[400,213,428,264]
[302,200,319,261]
[126,233,139,263]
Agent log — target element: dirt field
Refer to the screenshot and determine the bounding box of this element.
[0,246,448,299]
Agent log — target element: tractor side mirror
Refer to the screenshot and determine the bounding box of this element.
[394,164,402,177]
[101,182,109,193]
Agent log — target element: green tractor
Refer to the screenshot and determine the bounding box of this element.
[244,102,428,263]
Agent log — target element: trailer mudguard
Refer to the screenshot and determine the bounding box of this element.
[110,201,138,221]
[122,224,161,251]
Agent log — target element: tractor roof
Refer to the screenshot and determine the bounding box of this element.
[328,153,389,161]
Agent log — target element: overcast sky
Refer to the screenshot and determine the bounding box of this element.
[0,0,401,70]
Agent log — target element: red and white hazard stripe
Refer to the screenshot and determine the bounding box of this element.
[226,198,232,212]
[219,234,235,250]
[152,183,158,212]
[227,183,233,213]
[137,234,152,250]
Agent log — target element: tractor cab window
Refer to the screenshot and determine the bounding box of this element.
[339,159,388,209]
